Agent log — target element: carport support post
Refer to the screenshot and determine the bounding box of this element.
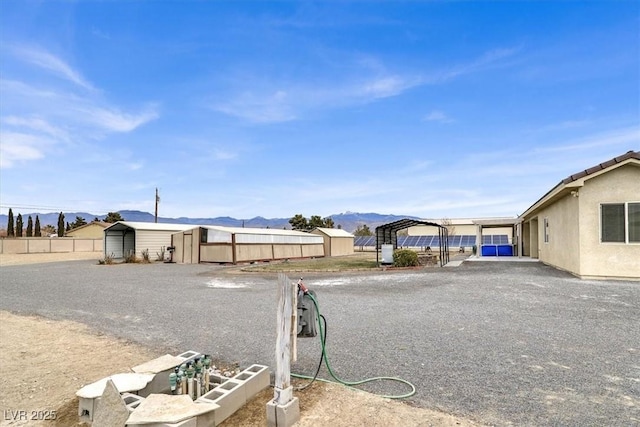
[266,273,300,427]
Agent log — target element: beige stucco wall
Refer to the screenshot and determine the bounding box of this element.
[0,238,102,254]
[66,223,106,238]
[535,194,581,273]
[578,165,640,279]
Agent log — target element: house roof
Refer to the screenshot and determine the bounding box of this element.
[67,221,111,233]
[311,227,354,238]
[520,150,640,219]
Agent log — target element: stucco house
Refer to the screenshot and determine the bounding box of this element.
[66,221,111,238]
[520,150,639,280]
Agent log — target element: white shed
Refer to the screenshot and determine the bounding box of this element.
[171,226,325,264]
[104,221,194,259]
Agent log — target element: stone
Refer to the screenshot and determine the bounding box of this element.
[126,394,218,425]
[132,354,184,374]
[92,379,129,427]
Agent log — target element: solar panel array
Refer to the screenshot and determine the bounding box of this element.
[353,234,509,248]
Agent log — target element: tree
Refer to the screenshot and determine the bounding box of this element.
[57,212,65,237]
[441,218,456,236]
[42,224,55,236]
[34,216,41,237]
[308,215,325,229]
[7,208,14,237]
[26,216,33,237]
[104,212,124,223]
[289,214,308,231]
[16,214,23,237]
[69,216,87,230]
[93,217,100,222]
[354,224,373,236]
[323,217,335,228]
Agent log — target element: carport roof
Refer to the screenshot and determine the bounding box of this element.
[104,221,195,232]
[375,218,443,232]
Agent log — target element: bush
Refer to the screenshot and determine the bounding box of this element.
[156,246,165,262]
[98,253,115,265]
[141,249,151,263]
[124,250,138,263]
[393,249,419,267]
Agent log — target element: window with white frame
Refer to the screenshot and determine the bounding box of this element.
[543,218,549,243]
[601,202,640,243]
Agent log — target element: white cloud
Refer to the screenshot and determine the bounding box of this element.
[10,45,95,91]
[0,132,48,168]
[214,91,296,124]
[76,105,159,132]
[423,110,454,123]
[0,47,160,169]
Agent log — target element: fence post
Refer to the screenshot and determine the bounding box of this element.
[266,273,300,427]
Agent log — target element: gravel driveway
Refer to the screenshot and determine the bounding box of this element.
[1,260,638,426]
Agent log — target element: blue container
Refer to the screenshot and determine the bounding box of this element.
[481,245,497,256]
[497,245,513,256]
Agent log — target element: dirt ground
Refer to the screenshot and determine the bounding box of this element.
[0,253,484,427]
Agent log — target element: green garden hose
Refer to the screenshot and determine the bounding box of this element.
[292,293,416,399]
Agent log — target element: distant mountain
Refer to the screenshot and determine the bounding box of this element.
[0,210,419,233]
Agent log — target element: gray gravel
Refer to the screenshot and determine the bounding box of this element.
[1,260,638,426]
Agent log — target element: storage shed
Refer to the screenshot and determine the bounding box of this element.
[171,226,325,264]
[103,221,195,259]
[66,221,111,238]
[310,227,354,257]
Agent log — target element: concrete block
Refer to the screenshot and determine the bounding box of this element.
[266,397,300,427]
[131,419,197,427]
[78,396,100,423]
[139,369,173,397]
[121,393,145,412]
[232,364,270,401]
[176,351,201,364]
[197,379,245,425]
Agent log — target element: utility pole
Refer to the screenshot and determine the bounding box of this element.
[155,188,160,223]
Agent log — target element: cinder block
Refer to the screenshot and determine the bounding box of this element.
[121,393,145,412]
[78,396,100,423]
[266,397,300,427]
[232,364,270,401]
[197,379,245,425]
[176,351,202,364]
[194,404,216,427]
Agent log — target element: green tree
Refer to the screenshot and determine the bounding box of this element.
[34,216,41,237]
[16,214,23,237]
[308,215,325,229]
[26,216,33,237]
[7,208,14,237]
[66,222,71,232]
[289,214,308,231]
[322,217,335,228]
[104,212,124,223]
[354,224,373,236]
[57,212,65,237]
[69,216,87,229]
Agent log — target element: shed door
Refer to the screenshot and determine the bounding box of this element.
[105,231,124,258]
[183,233,193,263]
[124,231,135,257]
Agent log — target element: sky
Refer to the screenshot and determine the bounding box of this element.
[0,1,638,220]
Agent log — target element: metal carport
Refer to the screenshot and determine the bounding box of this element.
[375,219,449,267]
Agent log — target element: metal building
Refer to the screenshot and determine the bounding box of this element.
[103,221,194,259]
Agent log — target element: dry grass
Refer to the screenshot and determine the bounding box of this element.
[240,252,380,272]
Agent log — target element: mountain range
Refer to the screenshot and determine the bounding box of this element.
[0,210,420,233]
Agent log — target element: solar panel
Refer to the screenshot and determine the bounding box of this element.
[405,236,419,246]
[482,235,492,244]
[451,236,462,246]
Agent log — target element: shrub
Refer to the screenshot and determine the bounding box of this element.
[156,246,166,262]
[141,249,151,263]
[393,249,419,267]
[98,253,115,265]
[125,250,138,263]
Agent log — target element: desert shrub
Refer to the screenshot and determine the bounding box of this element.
[98,253,115,265]
[393,249,419,267]
[124,250,138,263]
[141,249,151,263]
[156,246,165,262]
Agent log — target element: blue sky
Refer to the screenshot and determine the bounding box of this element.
[1,1,638,220]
